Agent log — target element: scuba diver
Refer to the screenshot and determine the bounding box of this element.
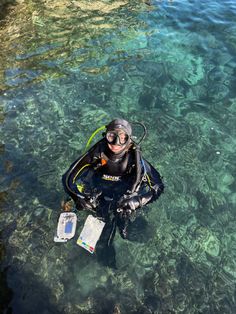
[62,118,164,242]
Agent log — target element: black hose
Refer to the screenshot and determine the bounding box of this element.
[130,144,142,194]
[131,121,147,145]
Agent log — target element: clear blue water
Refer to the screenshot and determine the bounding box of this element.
[0,0,236,313]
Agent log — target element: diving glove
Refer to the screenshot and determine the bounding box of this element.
[117,195,141,217]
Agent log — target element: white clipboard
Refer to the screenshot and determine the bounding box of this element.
[77,215,105,253]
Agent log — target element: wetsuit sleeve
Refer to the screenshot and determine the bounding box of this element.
[62,152,92,201]
[61,142,101,202]
[137,159,164,207]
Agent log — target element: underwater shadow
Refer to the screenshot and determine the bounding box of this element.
[0,266,13,313]
[128,215,155,243]
[1,265,61,314]
[0,0,17,21]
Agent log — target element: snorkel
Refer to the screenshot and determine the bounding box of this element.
[83,125,106,154]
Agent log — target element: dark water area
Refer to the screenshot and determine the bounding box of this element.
[0,0,236,313]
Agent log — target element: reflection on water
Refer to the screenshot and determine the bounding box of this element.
[0,0,150,90]
[1,0,236,313]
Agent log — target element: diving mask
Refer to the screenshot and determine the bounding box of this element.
[106,130,129,146]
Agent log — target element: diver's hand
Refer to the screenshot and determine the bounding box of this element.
[117,196,141,217]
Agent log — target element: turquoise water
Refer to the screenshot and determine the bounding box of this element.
[1,0,236,312]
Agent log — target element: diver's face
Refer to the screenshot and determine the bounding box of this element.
[107,130,129,154]
[108,143,126,154]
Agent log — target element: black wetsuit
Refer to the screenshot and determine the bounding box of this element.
[62,138,164,238]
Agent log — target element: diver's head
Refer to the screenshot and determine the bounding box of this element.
[105,118,132,154]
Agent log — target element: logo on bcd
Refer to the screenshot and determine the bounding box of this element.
[102,174,121,181]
